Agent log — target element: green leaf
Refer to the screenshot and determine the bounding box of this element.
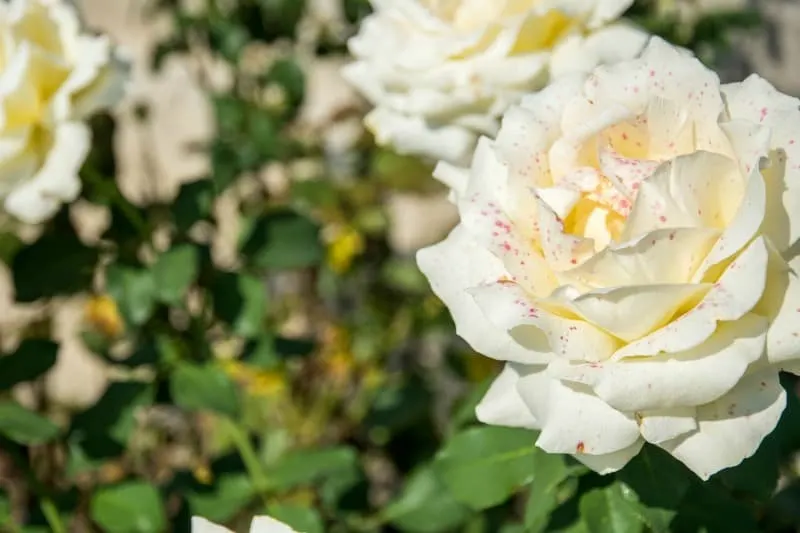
[384,466,470,532]
[152,244,199,304]
[525,452,583,533]
[265,59,304,117]
[448,377,492,433]
[617,444,692,509]
[0,401,59,444]
[90,482,166,533]
[0,490,11,526]
[242,210,323,270]
[267,504,323,533]
[172,180,214,233]
[170,363,240,417]
[0,339,58,390]
[267,446,359,491]
[106,265,156,326]
[579,484,644,533]
[672,481,760,533]
[211,273,267,338]
[187,473,254,524]
[70,381,154,446]
[13,231,98,302]
[434,426,536,510]
[365,377,432,437]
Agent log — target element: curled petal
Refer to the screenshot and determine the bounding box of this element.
[476,363,539,429]
[516,370,641,456]
[554,314,767,411]
[417,226,549,363]
[658,370,786,480]
[614,237,769,359]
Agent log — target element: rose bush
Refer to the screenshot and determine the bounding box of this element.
[418,37,800,480]
[0,0,127,224]
[192,516,297,533]
[343,0,648,165]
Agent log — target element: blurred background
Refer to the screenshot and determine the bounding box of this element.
[1,1,799,532]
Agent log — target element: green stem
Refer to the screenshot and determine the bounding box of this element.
[40,497,66,533]
[82,168,149,236]
[224,418,270,501]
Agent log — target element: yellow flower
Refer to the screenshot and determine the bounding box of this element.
[193,464,213,485]
[84,295,124,338]
[248,370,287,397]
[326,225,365,274]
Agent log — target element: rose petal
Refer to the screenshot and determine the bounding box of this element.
[638,407,697,444]
[757,246,800,365]
[365,107,477,164]
[547,283,711,341]
[566,227,720,288]
[516,372,641,456]
[470,280,620,362]
[623,151,744,240]
[4,121,89,223]
[658,369,786,480]
[191,517,232,533]
[554,314,767,411]
[614,236,769,358]
[573,440,644,475]
[476,363,540,428]
[723,74,800,252]
[417,225,550,363]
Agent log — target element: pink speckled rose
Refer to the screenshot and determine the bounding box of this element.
[418,37,800,479]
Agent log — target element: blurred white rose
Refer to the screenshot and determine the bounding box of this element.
[418,37,800,479]
[0,0,128,224]
[343,0,647,165]
[191,516,297,533]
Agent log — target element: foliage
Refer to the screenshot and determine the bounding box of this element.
[0,1,788,532]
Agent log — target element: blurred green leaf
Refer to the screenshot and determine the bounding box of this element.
[579,483,644,533]
[384,466,470,532]
[434,426,536,510]
[0,401,59,445]
[187,473,254,524]
[107,265,156,326]
[212,273,267,338]
[525,452,583,533]
[70,381,154,446]
[242,210,323,270]
[366,377,432,437]
[265,59,305,117]
[171,363,240,417]
[617,445,692,509]
[0,339,58,390]
[172,180,214,233]
[90,482,166,533]
[249,0,306,41]
[672,481,760,533]
[152,244,199,305]
[267,504,324,533]
[267,446,359,491]
[0,491,10,527]
[13,231,98,302]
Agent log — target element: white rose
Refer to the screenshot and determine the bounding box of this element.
[342,0,647,165]
[417,37,800,480]
[191,516,297,533]
[0,0,128,224]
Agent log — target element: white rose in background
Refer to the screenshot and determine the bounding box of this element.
[0,0,128,224]
[343,0,647,165]
[418,37,800,479]
[192,515,298,533]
